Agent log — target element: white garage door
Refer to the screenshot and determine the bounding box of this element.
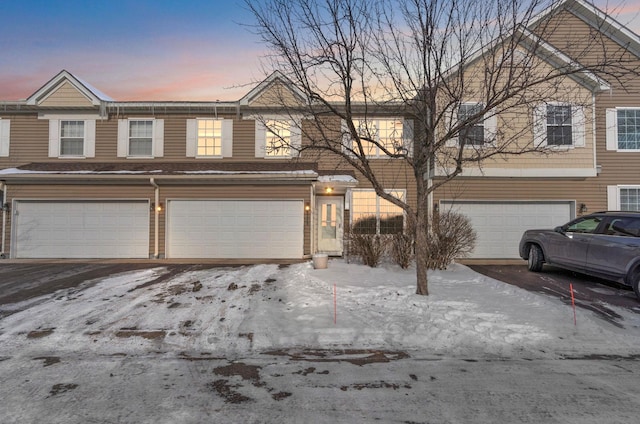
[442,201,573,258]
[167,200,304,259]
[14,201,150,258]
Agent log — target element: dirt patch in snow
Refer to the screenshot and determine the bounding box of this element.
[263,348,410,365]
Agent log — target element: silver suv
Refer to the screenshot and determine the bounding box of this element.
[519,211,640,300]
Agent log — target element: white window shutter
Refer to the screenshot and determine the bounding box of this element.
[403,119,414,157]
[186,119,197,157]
[444,106,458,147]
[117,119,128,157]
[533,104,547,147]
[153,119,164,157]
[0,120,10,157]
[607,186,620,210]
[605,108,617,151]
[571,106,585,147]
[484,111,497,145]
[48,119,60,157]
[222,119,233,158]
[255,120,266,157]
[84,120,96,157]
[290,119,301,157]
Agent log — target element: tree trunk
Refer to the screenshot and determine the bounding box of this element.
[414,180,430,295]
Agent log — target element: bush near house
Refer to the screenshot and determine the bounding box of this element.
[348,211,476,270]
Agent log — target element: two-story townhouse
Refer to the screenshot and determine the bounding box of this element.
[431,0,640,259]
[0,70,415,260]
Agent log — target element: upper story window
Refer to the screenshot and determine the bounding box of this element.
[42,114,97,158]
[198,119,222,156]
[129,120,153,156]
[446,104,495,148]
[254,117,301,159]
[60,120,85,156]
[117,118,164,158]
[265,119,291,157]
[186,118,232,158]
[350,189,405,234]
[546,105,572,146]
[458,104,485,146]
[353,118,404,157]
[606,108,640,151]
[534,103,585,148]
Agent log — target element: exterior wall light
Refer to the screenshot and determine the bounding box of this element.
[579,203,588,214]
[325,187,333,194]
[305,203,311,212]
[1,203,9,212]
[152,202,163,212]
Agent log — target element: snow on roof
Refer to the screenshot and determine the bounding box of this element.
[317,174,358,183]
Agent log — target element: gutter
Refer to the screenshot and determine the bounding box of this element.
[150,178,160,259]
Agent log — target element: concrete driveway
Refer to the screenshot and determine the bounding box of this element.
[468,264,640,327]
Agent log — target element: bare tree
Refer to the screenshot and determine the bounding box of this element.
[246,0,639,295]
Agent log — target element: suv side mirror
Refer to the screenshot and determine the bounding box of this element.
[554,226,565,234]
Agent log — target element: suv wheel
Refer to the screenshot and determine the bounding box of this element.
[528,244,544,272]
[632,275,640,300]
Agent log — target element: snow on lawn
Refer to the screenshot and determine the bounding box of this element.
[1,260,639,359]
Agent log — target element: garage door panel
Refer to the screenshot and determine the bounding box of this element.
[444,201,571,259]
[15,201,149,259]
[168,200,304,259]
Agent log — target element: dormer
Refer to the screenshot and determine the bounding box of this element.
[26,70,113,107]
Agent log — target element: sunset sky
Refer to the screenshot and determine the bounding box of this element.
[0,0,638,102]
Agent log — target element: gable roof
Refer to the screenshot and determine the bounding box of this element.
[26,70,114,106]
[240,71,307,106]
[529,0,640,57]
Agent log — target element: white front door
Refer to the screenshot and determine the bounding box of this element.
[317,196,343,255]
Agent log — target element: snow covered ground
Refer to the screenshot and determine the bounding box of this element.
[1,260,639,423]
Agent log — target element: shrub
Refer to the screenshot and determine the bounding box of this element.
[390,218,414,269]
[425,210,477,269]
[348,233,385,267]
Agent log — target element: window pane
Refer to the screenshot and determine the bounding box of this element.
[60,120,84,156]
[620,188,640,211]
[458,104,485,146]
[353,119,404,156]
[129,121,153,156]
[265,119,290,157]
[351,191,378,234]
[60,139,84,155]
[197,119,222,156]
[546,105,572,146]
[618,110,640,150]
[351,190,404,234]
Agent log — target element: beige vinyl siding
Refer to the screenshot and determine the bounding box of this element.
[39,81,94,107]
[4,185,155,257]
[434,177,606,217]
[0,115,48,167]
[233,119,258,160]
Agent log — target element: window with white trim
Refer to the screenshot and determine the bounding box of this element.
[353,118,404,157]
[129,120,153,156]
[198,119,222,156]
[117,118,164,158]
[60,120,85,156]
[607,185,640,211]
[254,117,301,158]
[606,108,640,151]
[350,189,405,234]
[458,103,486,146]
[265,119,291,157]
[45,116,96,158]
[534,103,585,148]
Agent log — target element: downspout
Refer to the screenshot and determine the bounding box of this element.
[150,178,160,259]
[310,183,315,257]
[0,181,6,258]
